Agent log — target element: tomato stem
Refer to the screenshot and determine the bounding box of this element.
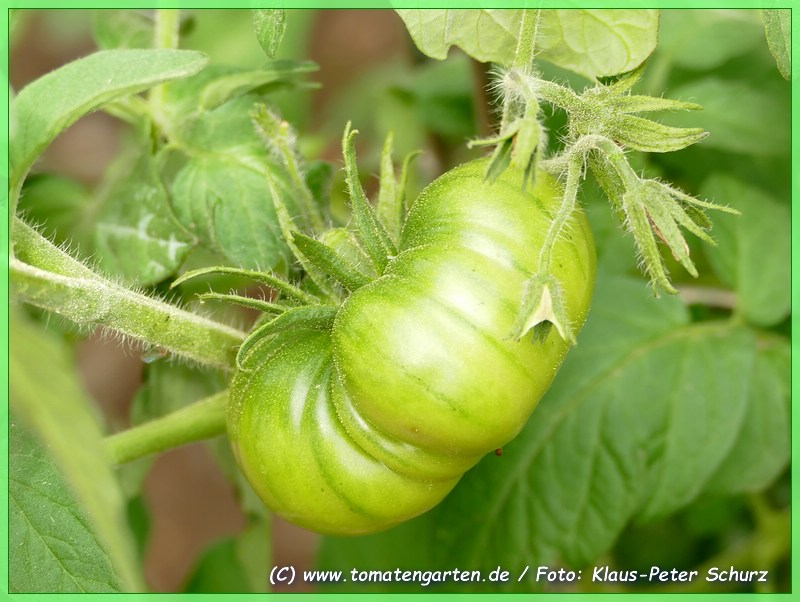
[512,9,542,70]
[105,391,228,464]
[538,152,582,272]
[11,218,245,370]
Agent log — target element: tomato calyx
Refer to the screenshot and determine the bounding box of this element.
[218,133,597,535]
[474,64,740,299]
[170,121,421,370]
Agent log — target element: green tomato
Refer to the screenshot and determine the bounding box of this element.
[228,159,596,535]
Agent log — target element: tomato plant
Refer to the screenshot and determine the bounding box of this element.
[7,8,791,594]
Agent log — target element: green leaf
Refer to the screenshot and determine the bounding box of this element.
[169,157,292,271]
[92,10,154,50]
[9,308,143,591]
[396,9,658,79]
[659,78,790,157]
[199,61,317,112]
[657,10,764,71]
[704,337,790,495]
[124,495,151,560]
[22,146,196,287]
[536,10,659,79]
[10,418,123,592]
[434,277,754,572]
[319,276,761,586]
[92,148,194,286]
[18,174,92,249]
[10,48,208,193]
[761,9,791,80]
[167,96,300,271]
[700,174,790,327]
[253,9,287,59]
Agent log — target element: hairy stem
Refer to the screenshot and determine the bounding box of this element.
[513,9,542,69]
[105,391,228,464]
[538,152,582,272]
[11,219,245,370]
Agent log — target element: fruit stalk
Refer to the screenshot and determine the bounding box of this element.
[105,391,228,464]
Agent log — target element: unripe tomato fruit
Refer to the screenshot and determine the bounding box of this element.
[228,159,596,535]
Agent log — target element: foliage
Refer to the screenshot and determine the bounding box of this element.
[8,8,791,594]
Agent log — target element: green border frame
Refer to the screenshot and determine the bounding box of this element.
[2,2,796,600]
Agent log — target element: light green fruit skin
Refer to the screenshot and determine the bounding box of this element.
[228,328,460,536]
[332,159,596,457]
[229,159,596,536]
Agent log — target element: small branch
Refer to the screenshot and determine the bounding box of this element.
[154,8,180,51]
[11,219,245,371]
[538,152,582,272]
[105,392,228,464]
[149,9,181,138]
[513,9,542,69]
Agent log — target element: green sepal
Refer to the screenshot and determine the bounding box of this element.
[470,67,545,186]
[170,265,318,306]
[319,227,376,281]
[613,114,708,153]
[512,104,542,190]
[398,150,421,216]
[290,231,372,292]
[196,292,291,316]
[236,305,338,368]
[376,132,401,243]
[264,172,337,301]
[609,95,703,113]
[512,272,575,345]
[642,187,698,278]
[621,186,676,295]
[601,64,645,94]
[375,134,420,244]
[252,104,325,234]
[483,135,515,184]
[200,61,317,112]
[342,123,398,274]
